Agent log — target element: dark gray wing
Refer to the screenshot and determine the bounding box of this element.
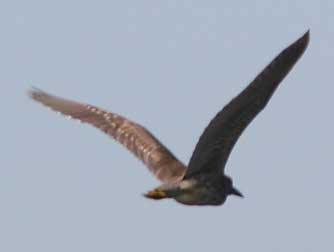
[185,31,309,178]
[29,89,186,183]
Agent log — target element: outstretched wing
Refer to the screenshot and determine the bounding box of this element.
[29,89,186,183]
[185,31,309,179]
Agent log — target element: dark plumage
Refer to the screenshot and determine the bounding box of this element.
[29,31,309,206]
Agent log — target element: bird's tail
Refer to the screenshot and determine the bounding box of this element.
[144,188,169,200]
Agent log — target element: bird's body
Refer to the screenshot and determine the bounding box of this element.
[176,176,233,205]
[29,31,309,206]
[145,173,240,205]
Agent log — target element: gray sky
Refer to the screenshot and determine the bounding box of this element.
[1,0,333,251]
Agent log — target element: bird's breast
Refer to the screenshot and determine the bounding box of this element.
[174,180,225,206]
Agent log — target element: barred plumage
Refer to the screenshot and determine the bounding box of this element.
[29,31,309,206]
[29,88,186,183]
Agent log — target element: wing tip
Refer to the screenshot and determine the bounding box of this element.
[293,29,310,53]
[27,87,49,103]
[279,29,310,66]
[301,29,310,45]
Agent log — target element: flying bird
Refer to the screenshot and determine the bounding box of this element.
[29,31,309,206]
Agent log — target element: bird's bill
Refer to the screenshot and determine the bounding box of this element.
[230,187,244,198]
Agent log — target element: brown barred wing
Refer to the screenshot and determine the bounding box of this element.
[29,88,186,183]
[185,31,309,179]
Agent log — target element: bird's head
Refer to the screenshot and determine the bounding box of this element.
[224,176,243,198]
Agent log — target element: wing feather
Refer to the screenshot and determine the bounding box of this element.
[185,31,309,178]
[29,88,186,183]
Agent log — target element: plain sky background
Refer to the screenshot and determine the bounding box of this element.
[1,0,333,251]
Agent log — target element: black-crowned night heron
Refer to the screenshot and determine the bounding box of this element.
[29,31,309,206]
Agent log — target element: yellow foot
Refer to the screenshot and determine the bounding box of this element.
[144,188,167,199]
